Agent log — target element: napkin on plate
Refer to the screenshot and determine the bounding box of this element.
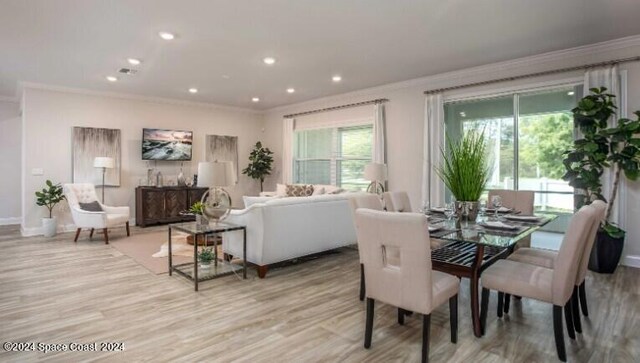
[485,206,512,213]
[429,207,446,214]
[478,221,518,230]
[504,215,541,222]
[428,225,442,232]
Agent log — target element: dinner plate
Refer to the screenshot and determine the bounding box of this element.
[428,225,442,233]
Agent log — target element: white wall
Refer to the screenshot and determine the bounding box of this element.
[0,99,21,223]
[261,36,640,267]
[21,87,264,234]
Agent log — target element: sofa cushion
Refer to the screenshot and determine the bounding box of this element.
[312,186,325,196]
[243,196,276,208]
[286,184,314,197]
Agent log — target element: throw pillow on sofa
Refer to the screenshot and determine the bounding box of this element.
[286,184,314,197]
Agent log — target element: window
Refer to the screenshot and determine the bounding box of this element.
[293,125,372,190]
[444,85,583,218]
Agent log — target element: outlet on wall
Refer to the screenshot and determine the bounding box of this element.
[31,168,44,176]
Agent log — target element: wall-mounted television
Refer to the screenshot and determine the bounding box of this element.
[142,128,193,161]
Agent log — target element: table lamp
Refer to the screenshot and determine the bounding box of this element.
[197,161,236,224]
[93,156,114,202]
[364,162,387,195]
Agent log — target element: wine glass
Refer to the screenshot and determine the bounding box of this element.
[478,199,487,222]
[444,201,456,227]
[491,195,502,219]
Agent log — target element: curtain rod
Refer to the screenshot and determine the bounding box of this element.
[424,56,640,95]
[283,98,388,118]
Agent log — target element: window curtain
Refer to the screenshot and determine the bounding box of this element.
[583,65,622,225]
[372,103,386,164]
[422,93,445,207]
[282,118,295,184]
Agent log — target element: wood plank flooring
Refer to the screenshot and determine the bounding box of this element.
[0,225,638,362]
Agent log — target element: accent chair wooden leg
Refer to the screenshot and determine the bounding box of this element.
[126,221,130,236]
[364,298,375,349]
[564,302,576,340]
[103,228,109,244]
[89,228,94,239]
[578,281,588,317]
[397,308,405,325]
[553,305,567,362]
[359,263,365,301]
[422,313,431,363]
[223,253,233,262]
[497,292,504,318]
[504,294,511,313]
[480,288,490,335]
[74,228,81,242]
[572,286,582,333]
[256,265,269,278]
[449,295,458,343]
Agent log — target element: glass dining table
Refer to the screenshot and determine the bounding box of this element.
[427,212,557,338]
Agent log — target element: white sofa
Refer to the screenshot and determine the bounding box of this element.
[223,194,359,278]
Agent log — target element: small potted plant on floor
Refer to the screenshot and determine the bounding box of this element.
[189,201,207,227]
[198,247,215,269]
[563,87,640,273]
[35,180,65,237]
[242,141,274,192]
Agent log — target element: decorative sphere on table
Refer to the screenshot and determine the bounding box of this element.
[202,188,231,222]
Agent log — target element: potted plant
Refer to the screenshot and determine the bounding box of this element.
[189,201,207,227]
[563,87,640,273]
[436,130,491,222]
[198,247,215,269]
[242,141,274,192]
[35,180,65,237]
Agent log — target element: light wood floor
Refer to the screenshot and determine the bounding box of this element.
[0,225,638,362]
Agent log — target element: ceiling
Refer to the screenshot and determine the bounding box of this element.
[1,0,640,110]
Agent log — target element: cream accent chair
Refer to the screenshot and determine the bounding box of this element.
[506,200,606,334]
[355,209,459,363]
[64,183,130,244]
[349,194,384,301]
[480,205,597,362]
[382,191,413,212]
[487,189,535,215]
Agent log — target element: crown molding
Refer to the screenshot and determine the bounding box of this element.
[17,82,262,115]
[0,95,19,103]
[265,34,640,114]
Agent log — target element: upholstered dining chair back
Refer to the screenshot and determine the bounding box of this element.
[349,194,384,218]
[575,200,607,284]
[487,189,535,215]
[355,209,434,314]
[382,191,413,213]
[552,206,598,306]
[64,183,99,208]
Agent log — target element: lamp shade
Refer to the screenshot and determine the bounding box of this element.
[93,157,115,169]
[363,163,387,181]
[197,161,236,188]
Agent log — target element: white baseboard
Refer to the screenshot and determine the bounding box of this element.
[623,255,640,269]
[0,217,21,226]
[21,219,135,237]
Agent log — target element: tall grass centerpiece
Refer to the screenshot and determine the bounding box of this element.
[436,130,491,221]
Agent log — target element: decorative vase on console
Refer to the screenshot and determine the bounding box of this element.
[177,163,186,186]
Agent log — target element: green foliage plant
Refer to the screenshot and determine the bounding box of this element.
[35,180,65,219]
[198,247,215,264]
[242,141,274,192]
[189,201,204,215]
[437,130,491,201]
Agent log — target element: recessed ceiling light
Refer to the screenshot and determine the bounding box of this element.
[332,75,342,82]
[159,32,175,40]
[252,97,260,102]
[263,57,276,65]
[106,76,118,82]
[286,88,295,94]
[188,88,198,94]
[567,91,575,96]
[127,58,141,65]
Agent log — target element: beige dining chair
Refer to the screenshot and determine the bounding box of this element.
[349,194,384,301]
[480,205,597,362]
[355,209,459,363]
[487,189,535,215]
[383,191,413,212]
[506,200,606,334]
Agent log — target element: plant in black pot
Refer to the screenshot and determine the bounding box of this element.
[563,87,640,273]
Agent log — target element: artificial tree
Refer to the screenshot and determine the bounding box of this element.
[242,141,274,192]
[35,180,65,219]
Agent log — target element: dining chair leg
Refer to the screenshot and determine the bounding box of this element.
[578,281,589,317]
[364,298,375,349]
[572,286,582,333]
[73,228,81,242]
[398,308,406,325]
[564,302,576,340]
[422,314,431,363]
[449,295,458,343]
[553,305,567,362]
[504,294,511,314]
[480,288,490,335]
[359,264,365,301]
[497,292,504,318]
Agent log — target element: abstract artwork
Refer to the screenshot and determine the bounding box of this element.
[142,128,193,161]
[205,135,239,181]
[72,127,121,186]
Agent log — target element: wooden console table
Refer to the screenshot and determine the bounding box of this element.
[135,186,208,227]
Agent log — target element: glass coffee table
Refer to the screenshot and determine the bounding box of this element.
[168,221,247,291]
[428,214,557,337]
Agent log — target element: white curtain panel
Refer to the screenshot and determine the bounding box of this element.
[282,118,295,184]
[583,65,622,225]
[372,103,386,164]
[422,93,445,207]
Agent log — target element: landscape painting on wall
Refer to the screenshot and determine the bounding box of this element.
[72,127,121,186]
[142,128,193,161]
[205,135,239,181]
